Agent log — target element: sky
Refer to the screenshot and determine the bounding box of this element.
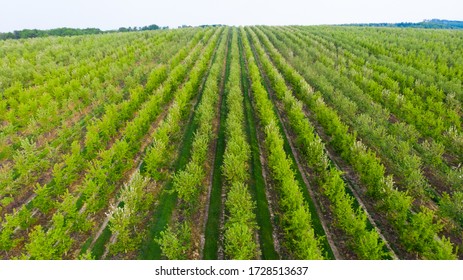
[1,0,462,32]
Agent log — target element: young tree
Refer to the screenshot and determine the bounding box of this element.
[156,223,191,260]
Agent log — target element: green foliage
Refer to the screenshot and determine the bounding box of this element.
[222,137,250,183]
[2,28,205,260]
[78,251,95,260]
[25,225,55,259]
[58,191,91,232]
[344,19,463,29]
[350,141,386,198]
[356,230,388,260]
[13,138,48,185]
[146,65,168,93]
[402,208,442,254]
[225,183,255,226]
[439,191,463,225]
[11,29,207,260]
[53,141,84,195]
[108,171,152,255]
[0,28,104,40]
[382,187,413,228]
[33,183,54,214]
[4,29,204,258]
[0,206,34,252]
[26,213,73,259]
[224,223,257,259]
[172,162,204,207]
[285,206,323,260]
[156,222,191,260]
[0,213,21,251]
[0,164,14,201]
[424,236,458,260]
[143,28,220,186]
[144,139,167,179]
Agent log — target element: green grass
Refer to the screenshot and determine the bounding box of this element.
[90,226,112,258]
[79,237,92,255]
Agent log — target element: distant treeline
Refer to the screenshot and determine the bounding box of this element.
[343,19,463,29]
[0,24,168,40]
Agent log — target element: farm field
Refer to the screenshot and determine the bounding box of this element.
[0,26,462,260]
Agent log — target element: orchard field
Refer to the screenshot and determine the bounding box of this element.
[1,26,462,260]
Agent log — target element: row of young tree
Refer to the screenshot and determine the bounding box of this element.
[311,27,463,157]
[278,27,463,235]
[257,26,457,259]
[0,29,194,148]
[222,29,259,259]
[0,30,188,254]
[0,28,214,258]
[152,28,227,259]
[274,28,435,201]
[88,28,222,258]
[0,29,192,209]
[248,27,389,259]
[1,25,461,259]
[301,26,463,182]
[241,28,324,259]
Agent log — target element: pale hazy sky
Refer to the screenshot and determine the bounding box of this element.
[1,0,462,32]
